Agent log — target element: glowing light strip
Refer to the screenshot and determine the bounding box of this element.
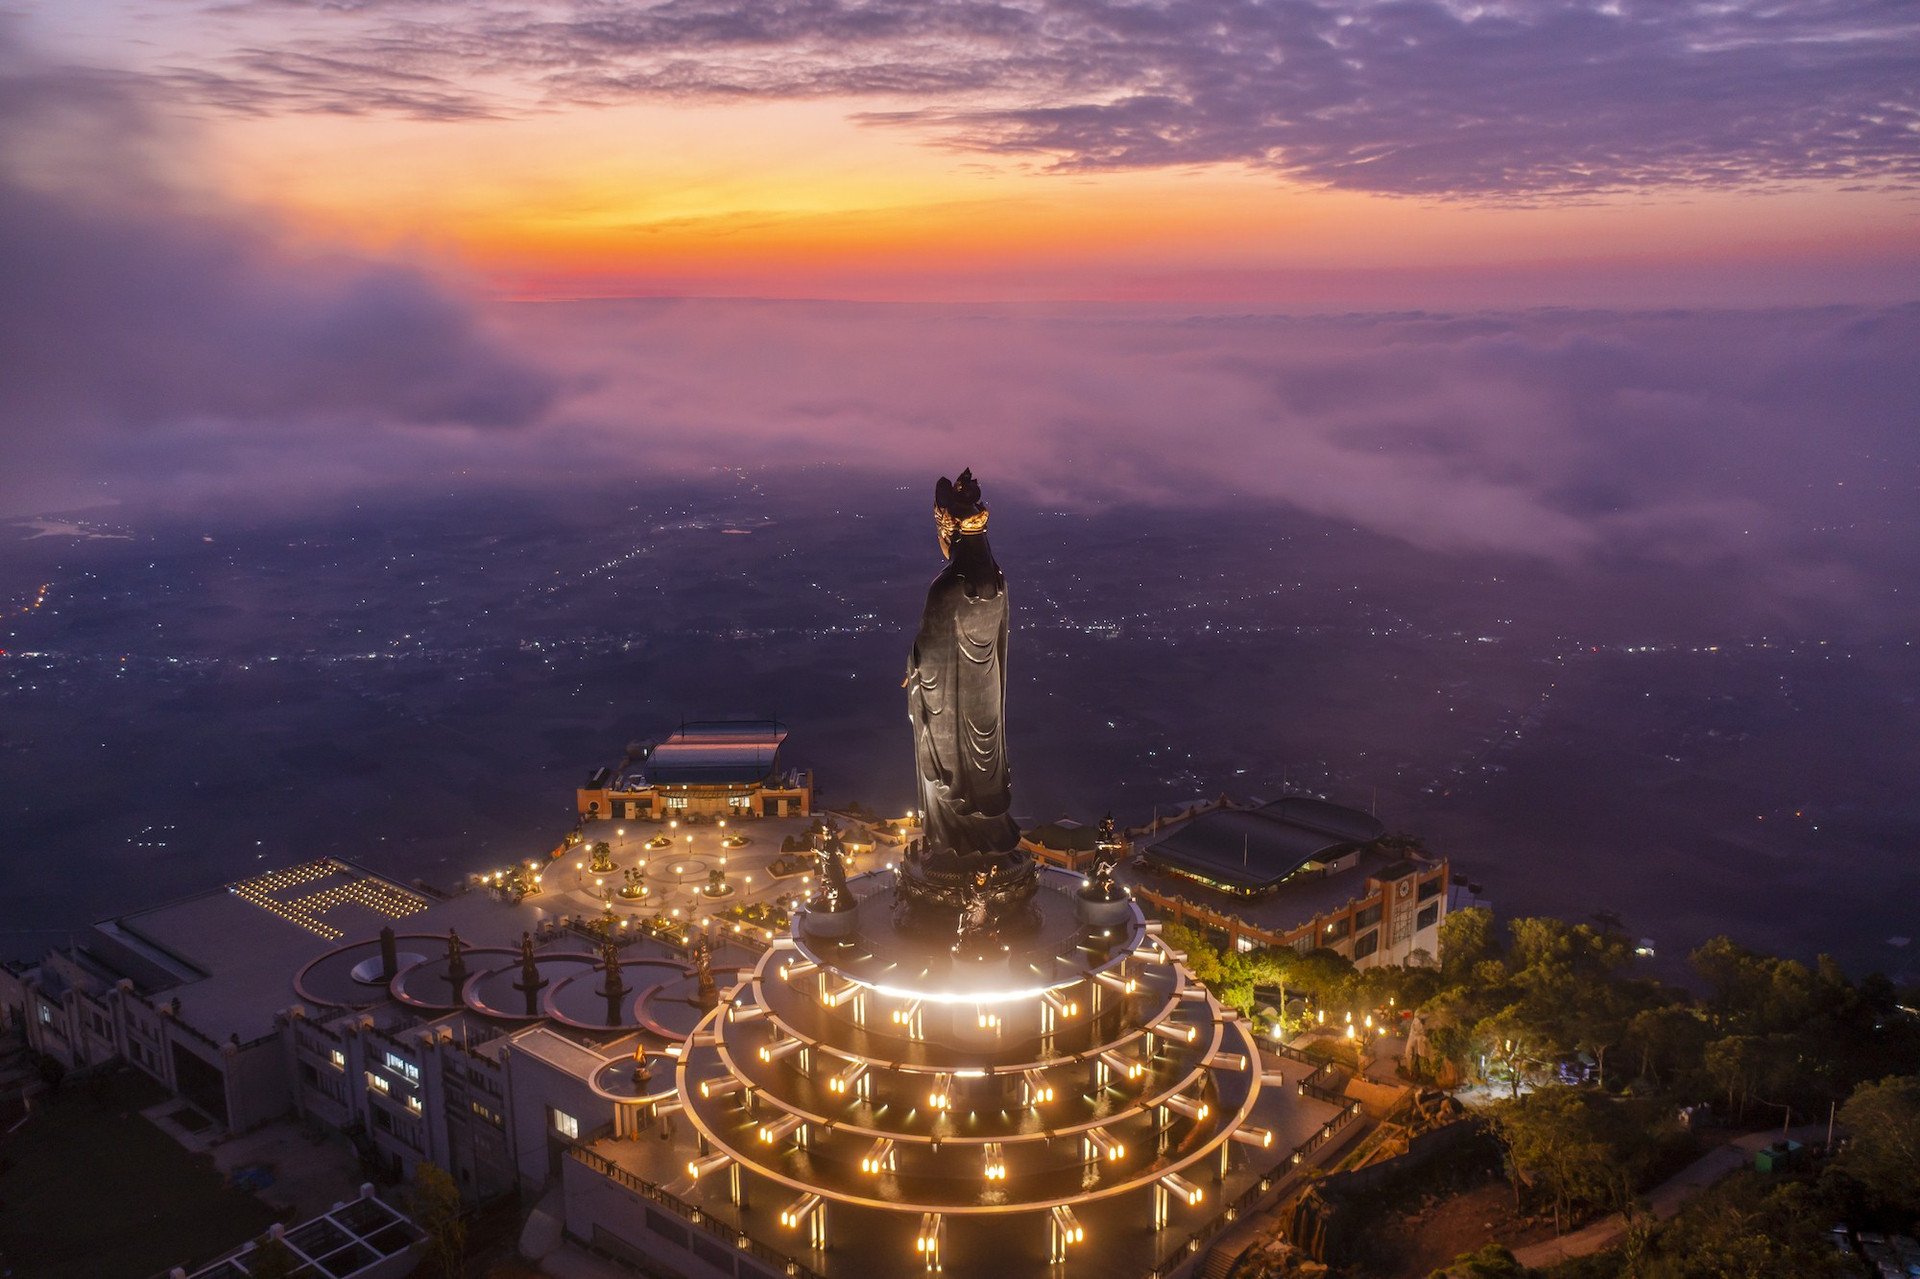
[846,977,1086,1006]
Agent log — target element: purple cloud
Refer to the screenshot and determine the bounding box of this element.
[167,0,1920,198]
[0,25,559,513]
[503,297,1918,605]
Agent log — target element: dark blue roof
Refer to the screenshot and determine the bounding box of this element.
[1143,799,1384,894]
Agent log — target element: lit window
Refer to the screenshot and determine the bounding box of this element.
[366,1072,390,1095]
[329,1050,346,1071]
[384,1052,421,1083]
[550,1108,579,1139]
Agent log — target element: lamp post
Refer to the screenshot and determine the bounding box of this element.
[1346,1022,1372,1077]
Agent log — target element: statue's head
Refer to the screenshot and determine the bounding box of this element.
[934,469,989,558]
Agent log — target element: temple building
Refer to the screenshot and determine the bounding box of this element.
[0,474,1448,1279]
[534,472,1349,1277]
[1122,796,1450,966]
[4,841,1364,1278]
[578,720,813,821]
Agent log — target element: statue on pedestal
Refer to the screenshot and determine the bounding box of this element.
[1076,818,1134,930]
[951,870,997,961]
[899,470,1037,923]
[512,931,548,1017]
[598,934,627,1027]
[906,470,1019,857]
[445,928,468,989]
[811,829,853,913]
[1085,812,1125,901]
[692,932,718,1010]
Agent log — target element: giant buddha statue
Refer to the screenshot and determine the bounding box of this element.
[898,470,1037,924]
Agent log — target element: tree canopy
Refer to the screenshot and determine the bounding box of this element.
[1834,1073,1920,1219]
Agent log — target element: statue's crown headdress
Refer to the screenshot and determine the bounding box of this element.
[934,468,989,557]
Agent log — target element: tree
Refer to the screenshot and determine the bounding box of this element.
[1703,1033,1801,1121]
[1439,906,1497,984]
[1287,947,1357,1008]
[1690,937,1816,1035]
[1475,1005,1564,1097]
[410,1162,466,1279]
[1508,916,1577,974]
[1648,1176,1844,1279]
[1490,1086,1642,1232]
[1356,958,1440,1012]
[1160,922,1223,985]
[1625,1004,1710,1090]
[1558,972,1657,1091]
[1835,1074,1920,1218]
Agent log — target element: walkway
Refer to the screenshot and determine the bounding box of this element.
[1512,1124,1831,1268]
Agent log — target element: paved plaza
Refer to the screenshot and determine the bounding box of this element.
[528,812,907,943]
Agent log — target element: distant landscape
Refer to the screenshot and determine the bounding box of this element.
[4,472,1914,980]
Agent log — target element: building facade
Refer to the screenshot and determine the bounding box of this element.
[1122,796,1451,967]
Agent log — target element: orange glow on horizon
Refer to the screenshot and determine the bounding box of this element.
[191,96,1920,306]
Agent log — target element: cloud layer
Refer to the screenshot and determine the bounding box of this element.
[169,0,1920,198]
[514,298,1917,586]
[4,27,1914,634]
[0,25,558,513]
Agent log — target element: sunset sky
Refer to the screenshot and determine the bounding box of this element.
[2,0,1916,606]
[16,0,1920,305]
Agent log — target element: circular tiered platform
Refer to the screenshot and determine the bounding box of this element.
[671,866,1273,1268]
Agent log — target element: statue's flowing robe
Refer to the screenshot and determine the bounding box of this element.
[907,568,1020,856]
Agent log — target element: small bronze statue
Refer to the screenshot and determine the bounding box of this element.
[512,931,548,1017]
[445,928,468,988]
[952,869,996,960]
[598,933,627,1027]
[692,932,718,1010]
[811,828,853,913]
